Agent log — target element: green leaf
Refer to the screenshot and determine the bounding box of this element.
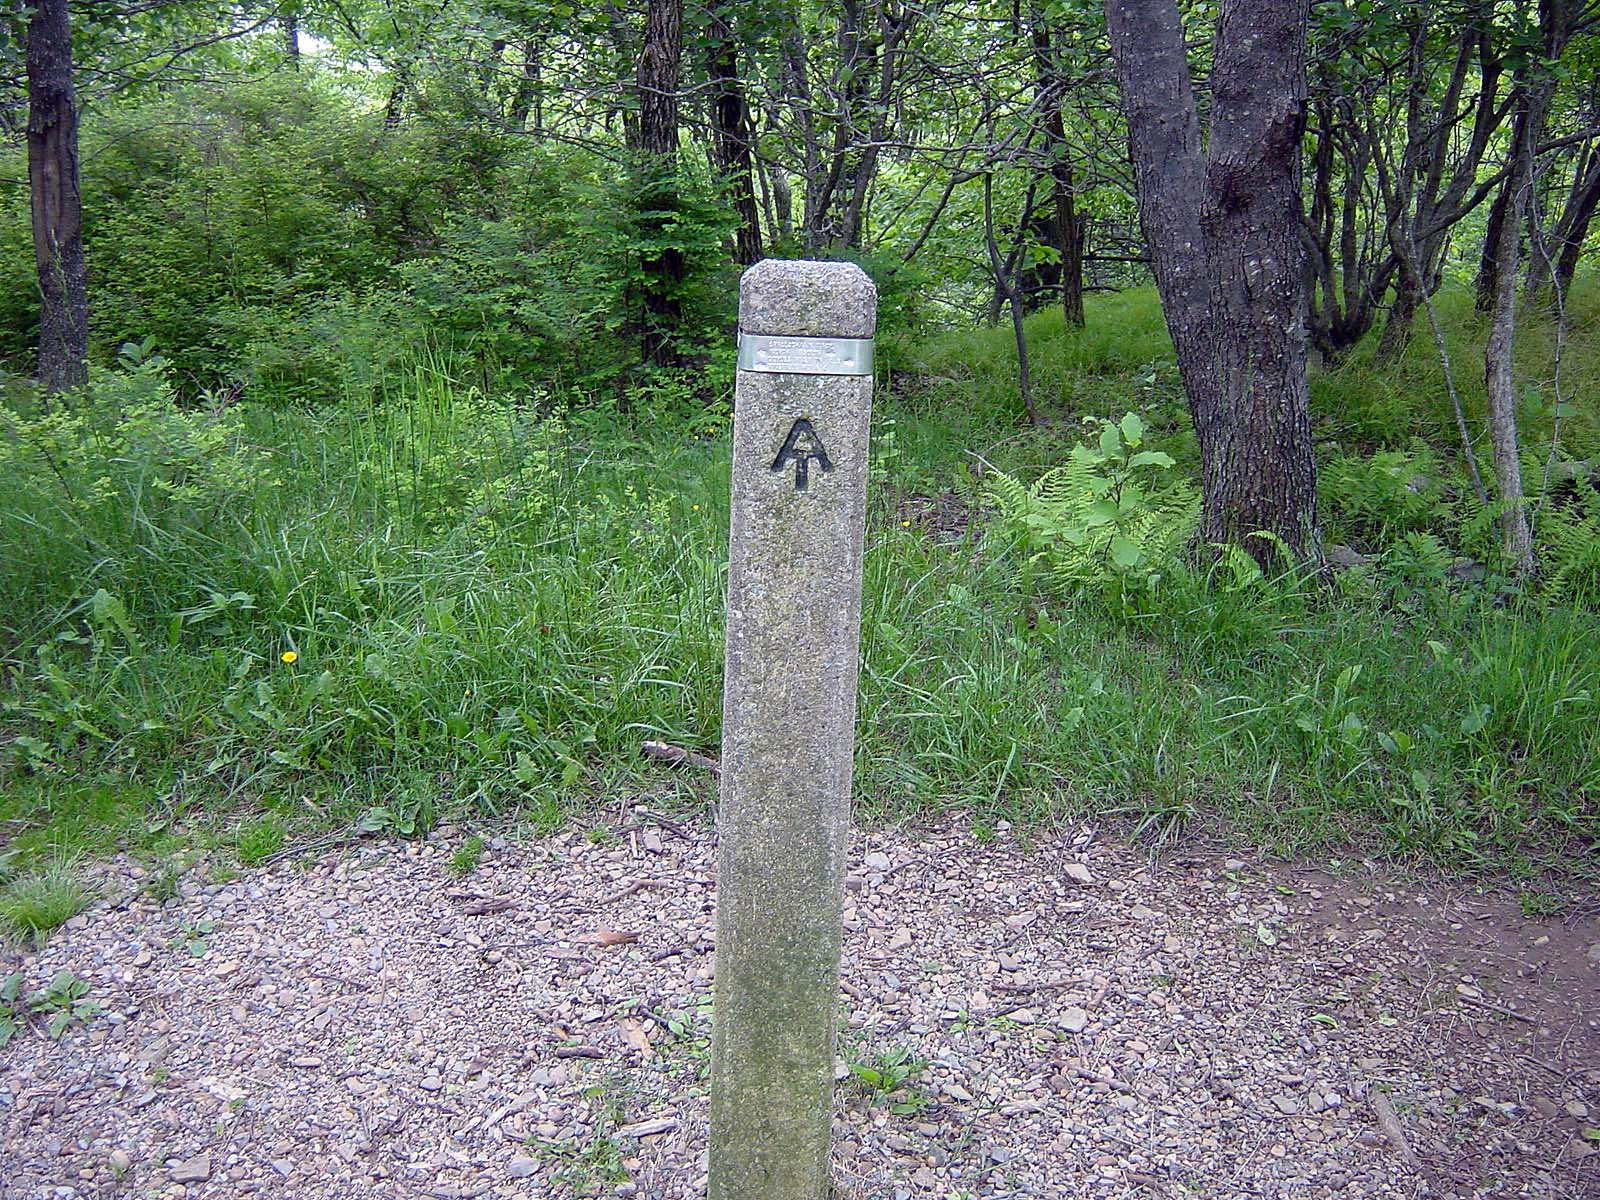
[1109,536,1142,568]
[1119,412,1145,446]
[1099,424,1123,459]
[1127,450,1175,469]
[1084,499,1119,527]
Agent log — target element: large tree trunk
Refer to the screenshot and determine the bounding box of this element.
[635,0,685,368]
[1105,0,1320,566]
[28,0,88,395]
[706,7,763,266]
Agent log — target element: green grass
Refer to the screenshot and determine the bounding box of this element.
[0,859,92,945]
[448,834,485,877]
[0,290,1594,879]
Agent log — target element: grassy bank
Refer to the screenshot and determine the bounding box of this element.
[2,291,1596,931]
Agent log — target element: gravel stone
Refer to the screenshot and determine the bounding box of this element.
[1,820,1595,1200]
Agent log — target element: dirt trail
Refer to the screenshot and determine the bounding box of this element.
[2,819,1596,1199]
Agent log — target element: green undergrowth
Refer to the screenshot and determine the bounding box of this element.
[1,293,1596,886]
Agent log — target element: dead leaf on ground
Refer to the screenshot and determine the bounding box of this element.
[578,929,640,947]
[618,1017,653,1057]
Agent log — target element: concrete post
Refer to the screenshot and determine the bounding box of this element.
[708,260,877,1200]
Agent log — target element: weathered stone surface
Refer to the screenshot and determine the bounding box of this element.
[710,260,876,1200]
[737,259,878,339]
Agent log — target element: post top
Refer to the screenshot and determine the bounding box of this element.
[739,259,878,339]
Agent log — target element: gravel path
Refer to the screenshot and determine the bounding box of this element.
[2,817,1596,1200]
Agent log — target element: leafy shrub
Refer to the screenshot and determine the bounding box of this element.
[988,413,1197,612]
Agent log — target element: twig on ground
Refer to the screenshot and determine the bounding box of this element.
[641,740,722,777]
[1369,1089,1423,1169]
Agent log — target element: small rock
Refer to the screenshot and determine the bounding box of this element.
[508,1157,539,1179]
[170,1154,211,1183]
[1531,1096,1561,1119]
[1130,904,1159,921]
[1272,1094,1302,1115]
[1567,1100,1590,1119]
[888,927,913,951]
[1064,862,1094,885]
[1058,1007,1089,1034]
[863,851,892,872]
[109,1149,131,1173]
[419,1075,443,1092]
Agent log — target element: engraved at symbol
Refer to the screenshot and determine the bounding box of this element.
[771,418,833,491]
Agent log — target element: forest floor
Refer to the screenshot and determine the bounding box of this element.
[2,816,1597,1200]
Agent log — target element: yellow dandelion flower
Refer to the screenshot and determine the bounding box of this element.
[901,520,912,528]
[280,650,298,664]
[692,504,700,511]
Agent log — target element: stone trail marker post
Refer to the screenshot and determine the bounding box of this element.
[709,260,877,1199]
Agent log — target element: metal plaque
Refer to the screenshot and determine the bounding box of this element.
[737,333,874,376]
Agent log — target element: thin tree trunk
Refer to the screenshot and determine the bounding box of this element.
[283,10,300,68]
[985,174,1039,425]
[1475,155,1514,312]
[706,7,763,266]
[635,0,684,368]
[508,38,543,131]
[1105,0,1320,566]
[1030,18,1085,328]
[1481,0,1571,577]
[28,0,88,395]
[1529,145,1600,299]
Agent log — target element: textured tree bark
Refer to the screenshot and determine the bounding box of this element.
[706,7,763,266]
[635,0,685,367]
[1105,0,1320,565]
[28,0,88,395]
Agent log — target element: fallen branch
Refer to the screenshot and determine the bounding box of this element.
[459,898,516,916]
[1369,1089,1423,1169]
[641,740,721,777]
[553,1045,605,1059]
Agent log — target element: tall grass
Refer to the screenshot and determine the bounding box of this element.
[0,296,1595,877]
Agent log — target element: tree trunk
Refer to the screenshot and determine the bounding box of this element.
[985,174,1039,425]
[635,0,685,368]
[1480,0,1572,577]
[283,10,300,68]
[28,0,88,395]
[1030,18,1085,328]
[1105,0,1320,566]
[508,38,543,132]
[1475,156,1514,312]
[1528,143,1600,300]
[1376,279,1420,361]
[706,7,763,266]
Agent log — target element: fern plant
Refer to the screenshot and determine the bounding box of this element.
[989,413,1197,612]
[1536,475,1600,603]
[1320,443,1448,546]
